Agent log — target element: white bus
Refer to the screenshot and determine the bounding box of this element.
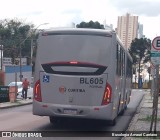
[33,28,132,125]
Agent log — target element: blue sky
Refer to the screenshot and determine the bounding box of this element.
[0,0,160,40]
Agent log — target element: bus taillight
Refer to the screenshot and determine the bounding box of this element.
[101,82,112,105]
[69,61,78,64]
[34,79,42,102]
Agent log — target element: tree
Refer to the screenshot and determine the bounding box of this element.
[129,38,151,64]
[76,20,104,29]
[0,18,34,64]
[129,37,151,88]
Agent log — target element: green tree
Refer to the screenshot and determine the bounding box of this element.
[76,20,104,29]
[129,38,151,64]
[129,37,151,88]
[0,18,34,64]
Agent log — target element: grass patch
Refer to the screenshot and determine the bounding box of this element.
[15,101,23,104]
[139,115,160,121]
[10,100,22,104]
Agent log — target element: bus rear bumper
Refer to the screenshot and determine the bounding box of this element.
[33,100,115,121]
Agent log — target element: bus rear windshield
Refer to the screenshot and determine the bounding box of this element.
[38,34,112,66]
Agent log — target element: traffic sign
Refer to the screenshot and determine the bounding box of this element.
[152,36,160,51]
[151,56,160,65]
[151,52,160,57]
[151,36,160,64]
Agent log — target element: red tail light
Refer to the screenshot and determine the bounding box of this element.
[69,61,78,64]
[34,79,42,102]
[101,82,112,105]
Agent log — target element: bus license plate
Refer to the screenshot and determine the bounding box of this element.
[63,109,77,115]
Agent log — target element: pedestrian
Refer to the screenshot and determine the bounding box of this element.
[22,77,30,100]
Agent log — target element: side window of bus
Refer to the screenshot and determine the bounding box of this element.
[121,50,123,76]
[128,58,132,78]
[123,50,125,76]
[127,58,129,77]
[127,57,132,78]
[116,43,121,76]
[119,45,125,77]
[130,61,132,79]
[120,48,123,76]
[116,44,118,75]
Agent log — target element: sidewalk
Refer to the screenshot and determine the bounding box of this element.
[123,89,160,140]
[0,98,32,109]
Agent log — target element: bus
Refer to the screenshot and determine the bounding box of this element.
[33,28,132,125]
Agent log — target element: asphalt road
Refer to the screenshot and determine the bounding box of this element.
[0,89,145,140]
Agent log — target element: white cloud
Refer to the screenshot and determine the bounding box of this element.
[139,16,160,39]
[109,0,160,16]
[0,0,159,39]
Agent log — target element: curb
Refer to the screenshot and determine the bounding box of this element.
[121,91,149,140]
[127,93,146,131]
[0,100,33,109]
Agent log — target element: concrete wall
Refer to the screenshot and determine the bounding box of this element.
[4,65,32,85]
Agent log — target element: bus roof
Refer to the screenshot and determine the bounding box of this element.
[40,28,115,37]
[39,28,133,62]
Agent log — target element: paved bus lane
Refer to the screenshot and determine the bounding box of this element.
[0,89,146,140]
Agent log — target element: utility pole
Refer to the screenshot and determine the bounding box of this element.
[0,36,3,71]
[30,23,49,65]
[19,43,22,81]
[30,38,33,66]
[150,36,160,133]
[150,65,159,133]
[19,23,49,81]
[0,45,3,70]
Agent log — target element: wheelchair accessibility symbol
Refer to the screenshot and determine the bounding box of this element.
[43,75,50,83]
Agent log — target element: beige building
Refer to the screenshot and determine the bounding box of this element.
[117,13,138,49]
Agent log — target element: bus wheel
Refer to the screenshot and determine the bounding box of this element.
[119,104,125,116]
[124,100,128,110]
[109,118,116,126]
[49,117,59,124]
[119,108,124,116]
[124,95,128,110]
[117,96,121,115]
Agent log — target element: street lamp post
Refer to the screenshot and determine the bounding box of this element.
[19,43,22,81]
[0,45,3,70]
[30,23,49,65]
[0,37,3,70]
[19,23,49,81]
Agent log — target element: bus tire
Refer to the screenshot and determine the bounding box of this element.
[109,118,116,126]
[124,94,128,110]
[124,104,127,110]
[49,116,59,124]
[119,103,125,116]
[117,96,121,115]
[119,108,124,116]
[124,99,128,110]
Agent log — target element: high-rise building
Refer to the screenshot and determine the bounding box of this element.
[117,13,138,49]
[138,23,143,39]
[103,20,113,30]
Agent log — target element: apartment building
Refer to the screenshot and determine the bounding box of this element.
[117,13,138,49]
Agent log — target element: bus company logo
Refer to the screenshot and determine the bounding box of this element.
[59,86,66,93]
[2,132,12,137]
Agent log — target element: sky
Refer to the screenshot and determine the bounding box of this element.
[0,0,160,40]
